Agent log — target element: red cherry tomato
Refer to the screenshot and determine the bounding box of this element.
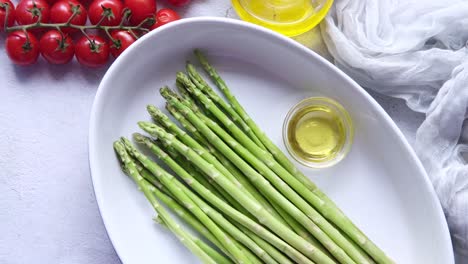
[167,0,189,7]
[6,31,40,66]
[0,0,15,30]
[150,8,179,30]
[44,0,59,6]
[50,0,87,33]
[16,0,50,25]
[124,0,155,26]
[75,35,109,67]
[39,30,74,64]
[88,0,123,26]
[109,30,136,58]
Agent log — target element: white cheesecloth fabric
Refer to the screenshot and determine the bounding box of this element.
[321,0,468,257]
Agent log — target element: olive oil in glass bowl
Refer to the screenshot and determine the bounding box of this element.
[231,0,334,37]
[283,97,354,168]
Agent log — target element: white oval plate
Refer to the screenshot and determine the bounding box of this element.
[89,18,454,264]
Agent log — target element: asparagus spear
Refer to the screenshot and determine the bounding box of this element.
[139,121,332,264]
[136,134,304,263]
[177,73,372,264]
[195,50,393,264]
[126,136,277,264]
[121,147,255,264]
[138,162,253,264]
[139,157,302,264]
[171,80,371,263]
[113,141,217,264]
[154,133,254,220]
[167,99,329,253]
[186,62,266,150]
[120,138,252,264]
[148,104,287,226]
[151,110,315,262]
[178,228,233,264]
[120,150,232,262]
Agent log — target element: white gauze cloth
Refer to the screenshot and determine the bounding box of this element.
[321,0,468,257]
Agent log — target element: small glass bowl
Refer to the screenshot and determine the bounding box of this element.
[283,97,354,168]
[231,0,334,37]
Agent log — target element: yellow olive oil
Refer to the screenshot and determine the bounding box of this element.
[231,0,334,37]
[287,105,346,162]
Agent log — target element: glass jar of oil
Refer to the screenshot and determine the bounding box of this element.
[283,97,353,168]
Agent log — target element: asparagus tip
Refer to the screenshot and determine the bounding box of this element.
[138,121,152,130]
[113,141,126,159]
[176,71,188,80]
[133,133,147,144]
[193,49,207,63]
[119,137,133,149]
[147,105,164,118]
[113,141,129,172]
[147,104,157,112]
[160,87,180,103]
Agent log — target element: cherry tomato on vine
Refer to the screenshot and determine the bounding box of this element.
[16,0,50,25]
[50,0,87,33]
[124,0,155,26]
[167,0,190,7]
[0,0,15,30]
[75,35,109,67]
[89,0,123,26]
[39,30,74,64]
[6,31,40,66]
[150,8,179,30]
[109,30,136,58]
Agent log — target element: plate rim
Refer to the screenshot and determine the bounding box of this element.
[88,17,454,263]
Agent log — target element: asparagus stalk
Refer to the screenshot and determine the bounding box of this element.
[175,75,369,263]
[181,226,234,264]
[137,163,251,264]
[195,50,393,264]
[120,138,252,264]
[181,229,233,264]
[176,80,199,110]
[152,134,254,220]
[126,136,277,264]
[151,158,288,264]
[122,149,252,264]
[176,81,217,120]
[149,104,287,226]
[113,142,217,264]
[147,105,238,186]
[129,151,274,264]
[166,103,289,224]
[150,112,311,263]
[139,121,331,264]
[186,62,266,150]
[147,172,231,258]
[167,100,327,251]
[120,152,230,261]
[134,133,305,264]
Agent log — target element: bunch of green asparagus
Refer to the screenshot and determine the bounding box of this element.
[113,50,394,264]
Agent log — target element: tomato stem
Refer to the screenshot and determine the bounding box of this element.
[1,2,10,31]
[103,27,115,42]
[65,3,80,25]
[6,3,155,34]
[128,29,139,39]
[119,8,131,27]
[5,17,154,32]
[20,28,33,52]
